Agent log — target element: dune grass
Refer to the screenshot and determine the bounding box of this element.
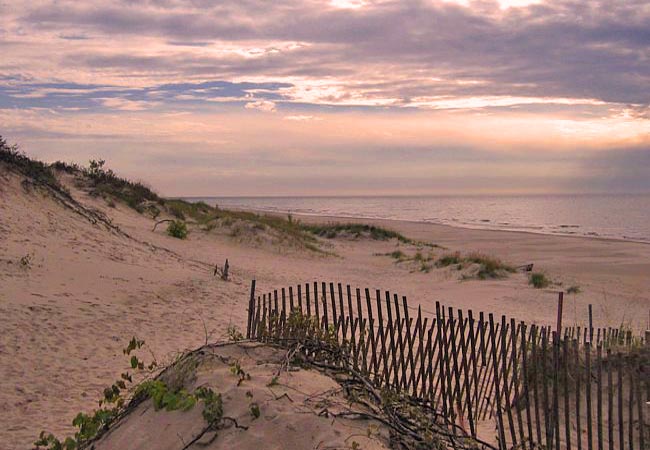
[435,252,462,267]
[302,223,414,243]
[435,251,515,279]
[83,159,161,212]
[465,252,516,279]
[1,137,64,192]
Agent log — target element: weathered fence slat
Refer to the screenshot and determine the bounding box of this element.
[489,313,507,450]
[244,280,647,450]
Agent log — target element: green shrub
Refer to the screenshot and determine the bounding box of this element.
[529,272,550,289]
[167,220,188,239]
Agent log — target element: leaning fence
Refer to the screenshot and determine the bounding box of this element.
[245,280,649,450]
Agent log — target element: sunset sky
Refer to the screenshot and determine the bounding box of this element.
[1,0,649,196]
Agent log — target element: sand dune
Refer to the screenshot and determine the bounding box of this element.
[1,163,648,448]
[91,342,389,450]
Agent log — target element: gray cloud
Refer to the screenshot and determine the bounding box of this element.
[2,0,649,196]
[16,0,650,106]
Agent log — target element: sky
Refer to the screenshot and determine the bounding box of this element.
[1,0,649,196]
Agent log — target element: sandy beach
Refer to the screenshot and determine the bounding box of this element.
[1,164,649,448]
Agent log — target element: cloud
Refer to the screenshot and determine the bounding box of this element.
[1,0,649,195]
[100,97,155,111]
[283,115,322,121]
[6,0,648,107]
[0,80,292,112]
[244,100,277,112]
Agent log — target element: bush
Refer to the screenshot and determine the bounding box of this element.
[167,220,188,239]
[529,272,550,289]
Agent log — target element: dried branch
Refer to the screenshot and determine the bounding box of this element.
[152,219,174,232]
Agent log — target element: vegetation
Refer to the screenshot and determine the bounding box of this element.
[529,272,550,289]
[226,324,244,342]
[567,285,581,294]
[164,198,213,221]
[166,220,188,239]
[3,138,429,254]
[83,159,160,212]
[261,309,482,450]
[435,252,462,267]
[249,403,261,419]
[434,251,515,279]
[0,136,66,195]
[1,137,55,184]
[20,253,33,269]
[33,337,227,450]
[411,251,435,272]
[465,252,515,279]
[135,380,197,411]
[302,222,414,243]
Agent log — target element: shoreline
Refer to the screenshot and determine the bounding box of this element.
[212,204,650,246]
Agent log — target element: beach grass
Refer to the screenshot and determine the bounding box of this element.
[1,137,66,193]
[302,222,414,243]
[435,252,462,267]
[465,252,516,279]
[434,251,514,279]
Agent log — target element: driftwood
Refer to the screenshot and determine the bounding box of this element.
[517,263,534,272]
[152,219,174,232]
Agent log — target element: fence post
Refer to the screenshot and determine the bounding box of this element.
[588,304,593,343]
[556,291,564,336]
[247,279,256,339]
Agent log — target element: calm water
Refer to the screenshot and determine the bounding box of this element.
[188,194,650,243]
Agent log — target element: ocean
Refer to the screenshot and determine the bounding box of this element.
[187,194,650,243]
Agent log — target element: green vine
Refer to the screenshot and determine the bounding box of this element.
[34,337,224,450]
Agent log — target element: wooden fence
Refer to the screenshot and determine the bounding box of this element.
[245,280,649,450]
